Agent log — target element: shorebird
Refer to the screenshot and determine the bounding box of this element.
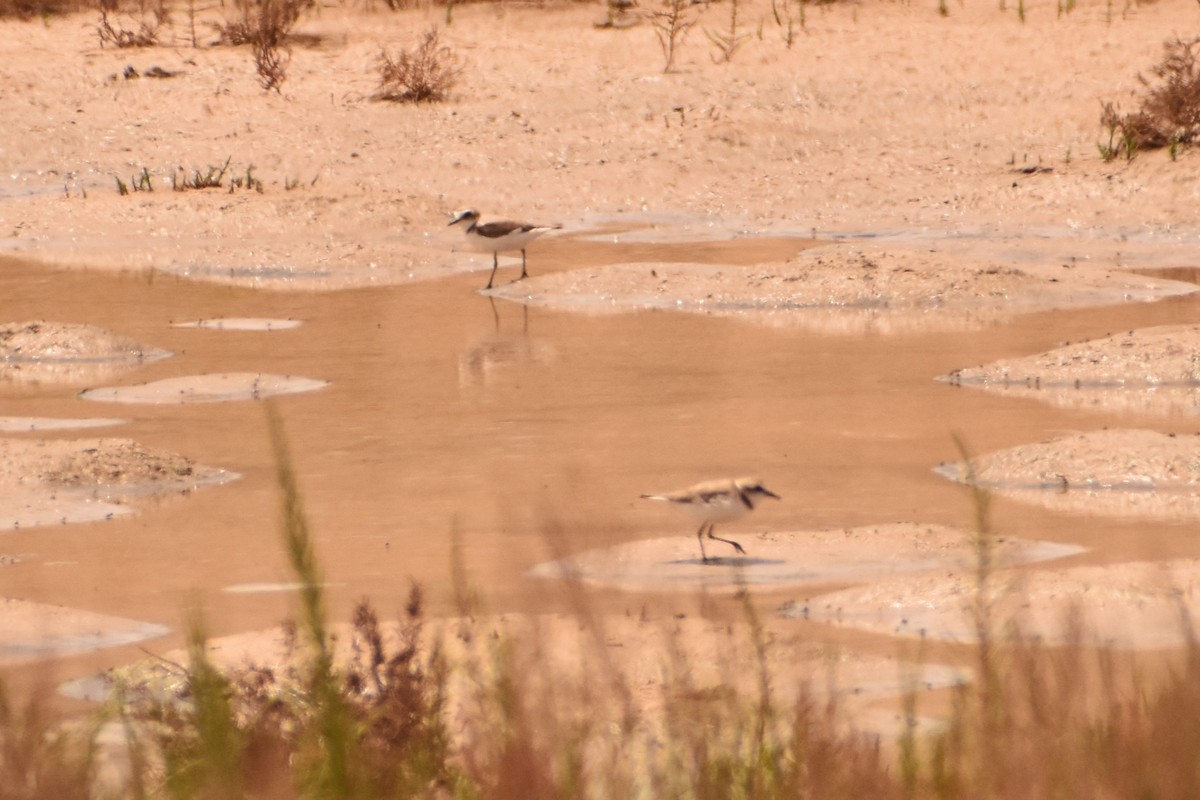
[640,477,781,562]
[448,208,560,290]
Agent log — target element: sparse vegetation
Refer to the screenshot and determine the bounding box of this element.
[285,175,319,191]
[0,0,77,19]
[253,0,301,91]
[217,0,306,90]
[113,160,272,195]
[172,158,231,191]
[706,0,751,63]
[2,424,1200,799]
[770,0,805,48]
[373,27,463,104]
[650,0,695,73]
[229,164,264,193]
[115,166,153,196]
[1100,36,1200,161]
[96,2,168,48]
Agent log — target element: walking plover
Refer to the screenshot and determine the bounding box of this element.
[641,477,781,562]
[448,208,560,290]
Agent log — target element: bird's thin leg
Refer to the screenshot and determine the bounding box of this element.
[485,251,499,290]
[518,248,528,280]
[707,525,747,556]
[696,522,710,563]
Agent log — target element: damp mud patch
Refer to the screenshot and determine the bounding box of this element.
[171,318,303,331]
[0,437,236,528]
[155,249,467,290]
[0,321,170,387]
[937,429,1200,520]
[527,522,1083,592]
[222,581,335,594]
[0,416,126,432]
[79,372,329,404]
[488,245,1197,334]
[158,263,333,287]
[942,324,1200,416]
[89,612,965,742]
[797,558,1200,650]
[0,598,169,665]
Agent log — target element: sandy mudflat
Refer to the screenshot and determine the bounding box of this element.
[489,244,1196,332]
[0,437,235,528]
[4,0,1200,287]
[943,324,1200,415]
[2,0,1200,706]
[528,521,1084,591]
[937,428,1200,519]
[802,558,1200,650]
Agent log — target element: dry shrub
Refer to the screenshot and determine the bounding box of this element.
[96,4,167,47]
[131,593,456,799]
[374,27,463,104]
[1101,36,1200,161]
[0,0,78,18]
[217,0,307,91]
[651,0,696,73]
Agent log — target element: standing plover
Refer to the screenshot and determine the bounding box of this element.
[640,477,781,562]
[448,208,560,290]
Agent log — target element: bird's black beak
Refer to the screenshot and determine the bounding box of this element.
[765,489,781,500]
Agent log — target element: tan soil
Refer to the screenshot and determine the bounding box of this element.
[0,437,235,528]
[0,320,171,387]
[0,321,166,362]
[2,0,1200,724]
[804,558,1200,650]
[943,324,1200,415]
[939,428,1200,519]
[26,438,199,488]
[4,0,1200,286]
[950,325,1200,387]
[490,245,1196,333]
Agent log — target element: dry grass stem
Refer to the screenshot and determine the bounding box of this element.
[651,0,695,73]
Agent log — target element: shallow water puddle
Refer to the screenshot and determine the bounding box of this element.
[0,245,1199,676]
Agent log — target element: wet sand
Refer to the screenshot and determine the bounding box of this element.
[3,0,1200,722]
[0,249,1198,691]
